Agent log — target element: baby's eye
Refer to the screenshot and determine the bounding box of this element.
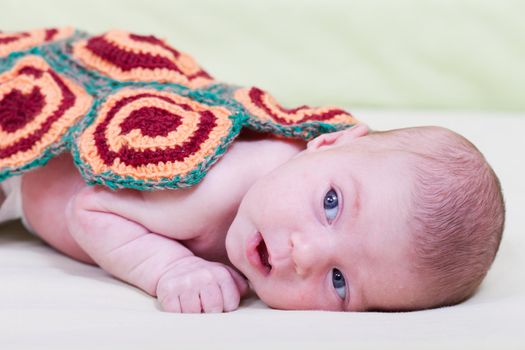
[332,268,347,300]
[323,188,339,223]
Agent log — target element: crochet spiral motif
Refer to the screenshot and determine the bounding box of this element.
[78,88,233,182]
[0,27,357,190]
[0,55,91,173]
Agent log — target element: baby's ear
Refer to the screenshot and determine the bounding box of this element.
[306,123,369,152]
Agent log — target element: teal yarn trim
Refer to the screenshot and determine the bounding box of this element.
[245,120,356,140]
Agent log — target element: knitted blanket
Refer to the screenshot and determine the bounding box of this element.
[0,28,357,190]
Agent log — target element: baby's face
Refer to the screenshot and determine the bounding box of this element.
[226,127,428,311]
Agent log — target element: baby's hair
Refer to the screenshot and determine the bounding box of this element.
[369,126,505,309]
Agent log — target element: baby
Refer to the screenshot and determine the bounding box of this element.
[0,122,505,313]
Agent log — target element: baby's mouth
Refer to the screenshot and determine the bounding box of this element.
[256,235,272,274]
[247,231,272,276]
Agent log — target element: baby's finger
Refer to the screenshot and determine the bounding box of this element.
[225,266,250,297]
[159,294,182,313]
[218,278,241,312]
[179,291,202,313]
[199,284,223,313]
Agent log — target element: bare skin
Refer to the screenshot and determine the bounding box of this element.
[21,129,305,312]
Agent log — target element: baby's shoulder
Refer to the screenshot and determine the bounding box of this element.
[139,135,303,236]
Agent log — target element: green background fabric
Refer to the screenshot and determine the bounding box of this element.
[2,0,524,112]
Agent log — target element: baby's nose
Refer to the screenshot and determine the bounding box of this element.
[290,231,327,277]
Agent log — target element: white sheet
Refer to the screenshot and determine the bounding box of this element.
[1,110,524,349]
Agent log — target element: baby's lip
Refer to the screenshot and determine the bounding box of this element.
[246,232,272,276]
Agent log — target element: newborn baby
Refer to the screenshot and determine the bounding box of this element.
[0,28,505,313]
[4,123,504,313]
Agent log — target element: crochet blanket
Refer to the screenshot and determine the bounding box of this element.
[0,28,357,190]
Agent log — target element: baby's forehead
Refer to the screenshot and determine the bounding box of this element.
[330,140,418,165]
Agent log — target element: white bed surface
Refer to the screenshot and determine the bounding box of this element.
[0,110,524,349]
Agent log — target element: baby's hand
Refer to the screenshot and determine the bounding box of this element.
[156,256,249,313]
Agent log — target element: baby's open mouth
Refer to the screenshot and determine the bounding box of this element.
[247,231,272,276]
[256,235,272,274]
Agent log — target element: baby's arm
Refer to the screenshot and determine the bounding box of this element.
[65,186,248,313]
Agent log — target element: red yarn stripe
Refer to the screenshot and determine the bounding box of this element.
[117,110,217,167]
[0,32,28,44]
[0,87,45,132]
[86,36,178,71]
[93,93,217,167]
[18,66,44,78]
[85,36,211,80]
[248,87,349,125]
[44,28,58,41]
[119,106,183,137]
[129,33,181,58]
